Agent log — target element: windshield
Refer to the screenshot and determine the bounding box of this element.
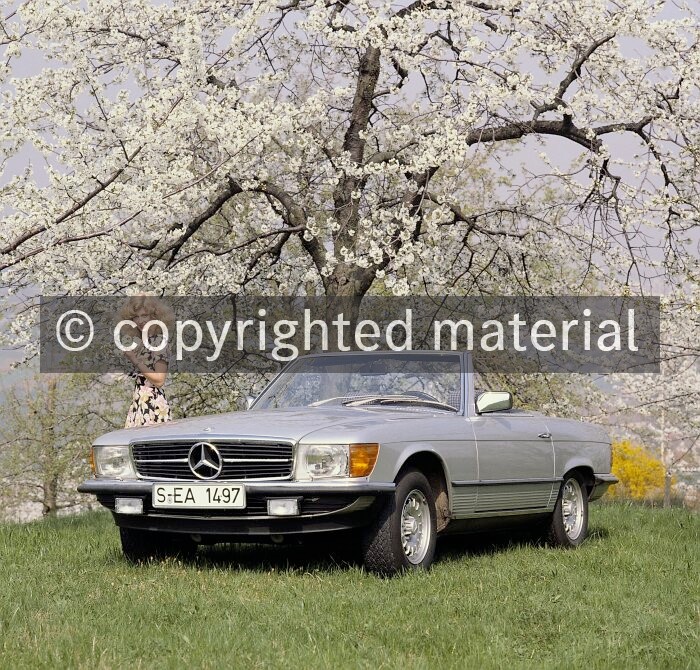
[253,353,462,411]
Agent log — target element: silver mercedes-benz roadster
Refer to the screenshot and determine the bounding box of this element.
[79,351,617,574]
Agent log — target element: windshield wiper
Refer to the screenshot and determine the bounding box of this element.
[308,395,378,407]
[342,395,457,412]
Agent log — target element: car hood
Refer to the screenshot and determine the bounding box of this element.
[93,406,433,446]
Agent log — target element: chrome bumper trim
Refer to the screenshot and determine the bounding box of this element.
[78,479,395,496]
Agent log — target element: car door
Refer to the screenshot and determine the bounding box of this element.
[469,411,555,513]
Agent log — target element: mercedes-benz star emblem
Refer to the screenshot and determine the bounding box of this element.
[188,442,223,480]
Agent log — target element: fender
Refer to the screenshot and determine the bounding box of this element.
[558,456,595,481]
[391,442,454,508]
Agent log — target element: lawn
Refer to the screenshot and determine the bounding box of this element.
[0,503,697,670]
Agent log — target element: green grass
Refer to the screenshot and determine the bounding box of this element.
[0,504,698,670]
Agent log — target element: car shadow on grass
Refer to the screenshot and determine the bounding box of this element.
[435,523,608,563]
[436,528,545,562]
[169,523,609,573]
[104,540,358,573]
[586,525,609,541]
[106,523,610,573]
[194,533,365,573]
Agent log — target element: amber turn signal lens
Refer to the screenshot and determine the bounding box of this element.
[349,443,380,478]
[89,447,96,475]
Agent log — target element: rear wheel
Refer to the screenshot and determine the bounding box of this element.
[361,469,437,575]
[548,472,589,547]
[120,527,197,563]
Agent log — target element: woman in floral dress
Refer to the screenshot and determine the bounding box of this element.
[120,296,174,428]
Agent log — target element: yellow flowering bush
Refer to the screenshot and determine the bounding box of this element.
[609,439,670,501]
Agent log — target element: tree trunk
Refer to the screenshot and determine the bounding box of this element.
[42,474,58,517]
[42,376,59,517]
[663,470,672,508]
[323,263,377,343]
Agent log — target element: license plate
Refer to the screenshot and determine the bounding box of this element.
[151,483,246,509]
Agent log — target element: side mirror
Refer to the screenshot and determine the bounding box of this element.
[475,391,513,414]
[245,395,256,410]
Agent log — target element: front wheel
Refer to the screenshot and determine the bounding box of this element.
[361,469,437,575]
[548,472,589,548]
[120,527,197,563]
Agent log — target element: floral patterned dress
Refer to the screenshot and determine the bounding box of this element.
[124,335,172,428]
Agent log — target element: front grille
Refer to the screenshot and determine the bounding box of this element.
[131,440,294,481]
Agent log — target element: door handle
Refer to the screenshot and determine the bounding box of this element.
[538,432,551,439]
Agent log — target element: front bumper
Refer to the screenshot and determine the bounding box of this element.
[78,478,395,537]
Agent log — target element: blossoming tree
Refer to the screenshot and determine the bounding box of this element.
[0,0,696,307]
[0,1,698,468]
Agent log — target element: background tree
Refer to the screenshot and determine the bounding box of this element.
[609,295,700,507]
[0,374,123,519]
[0,0,696,308]
[0,1,697,507]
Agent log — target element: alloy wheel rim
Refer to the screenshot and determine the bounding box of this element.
[561,478,584,540]
[401,489,431,564]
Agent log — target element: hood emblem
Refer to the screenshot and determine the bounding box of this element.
[188,442,223,480]
[203,427,212,432]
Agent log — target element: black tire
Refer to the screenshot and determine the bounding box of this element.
[547,471,589,548]
[361,469,437,575]
[120,527,197,563]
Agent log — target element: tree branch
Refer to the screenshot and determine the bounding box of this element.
[163,177,244,268]
[532,34,616,118]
